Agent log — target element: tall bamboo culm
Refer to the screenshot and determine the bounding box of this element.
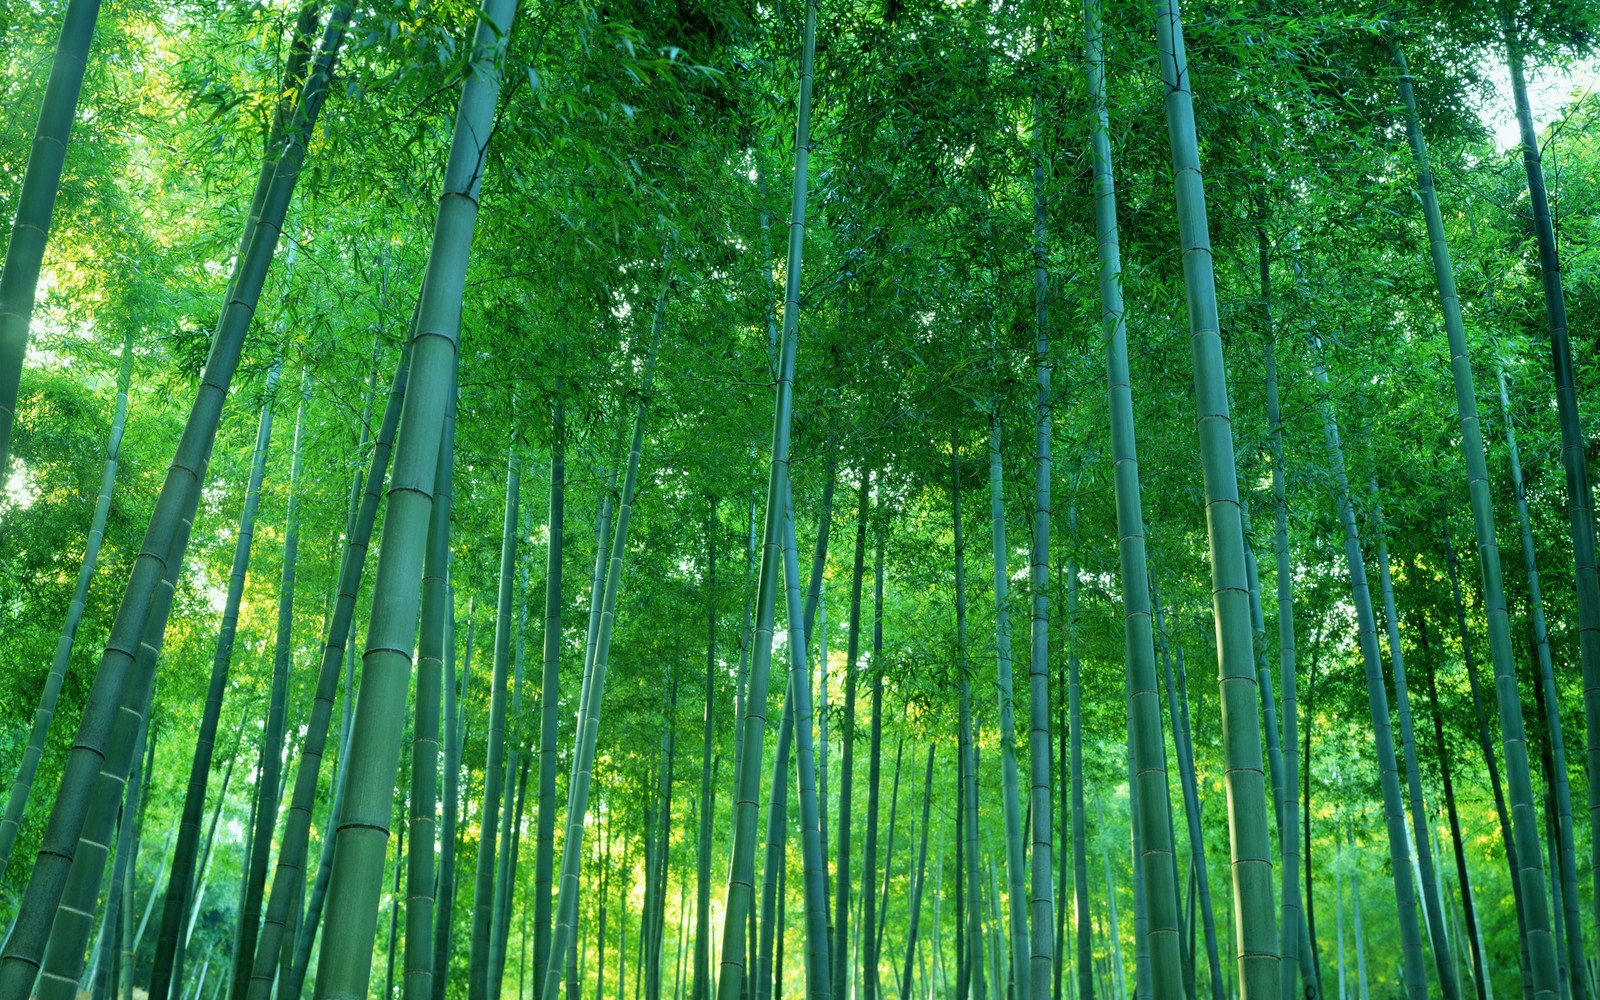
[0,329,131,882]
[400,366,456,1000]
[1026,39,1056,1000]
[712,0,819,990]
[539,280,666,1000]
[0,14,349,995]
[0,0,105,482]
[1127,2,1229,996]
[1151,1,1281,993]
[309,0,514,990]
[469,450,521,1000]
[1502,13,1600,967]
[1390,39,1559,1000]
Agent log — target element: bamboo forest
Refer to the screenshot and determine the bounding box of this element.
[4,0,1600,997]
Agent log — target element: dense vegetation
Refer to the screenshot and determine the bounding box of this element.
[0,0,1597,999]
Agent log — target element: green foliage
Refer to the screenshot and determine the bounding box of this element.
[1,0,1598,996]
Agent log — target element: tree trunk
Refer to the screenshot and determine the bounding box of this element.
[900,746,936,1000]
[309,0,512,988]
[0,328,131,879]
[1371,486,1457,1000]
[986,407,1032,1000]
[1067,508,1091,1000]
[861,537,885,1000]
[955,451,986,1000]
[234,369,312,1000]
[540,280,667,1000]
[1503,17,1600,952]
[0,8,350,989]
[0,0,107,478]
[831,479,871,998]
[1151,3,1277,993]
[1392,39,1559,1000]
[714,0,819,981]
[1493,366,1586,990]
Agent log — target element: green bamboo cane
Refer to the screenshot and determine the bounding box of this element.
[714,0,819,986]
[955,451,986,1000]
[1152,3,1273,985]
[1257,245,1309,1000]
[309,0,514,990]
[1502,17,1600,949]
[1152,588,1223,1000]
[430,586,462,1000]
[0,13,344,985]
[1067,507,1090,1000]
[1087,3,1184,995]
[1370,484,1457,1000]
[831,480,870,999]
[0,329,132,881]
[34,499,193,1000]
[492,584,528,1000]
[1239,501,1317,990]
[540,460,611,991]
[899,746,935,1000]
[532,390,567,985]
[234,369,312,999]
[290,422,411,1000]
[780,463,833,999]
[384,804,408,1000]
[86,722,134,1000]
[540,288,666,1000]
[470,449,522,999]
[1301,316,1426,1000]
[247,333,414,1000]
[399,372,455,1000]
[872,739,902,969]
[1150,2,1276,993]
[1442,521,1533,997]
[1391,38,1559,1000]
[1492,366,1585,988]
[1418,616,1490,1000]
[0,0,105,479]
[178,328,402,1000]
[988,407,1031,1000]
[0,10,348,987]
[1027,49,1056,1000]
[184,756,234,976]
[753,467,834,1000]
[693,499,717,1000]
[646,663,679,1000]
[861,538,885,1000]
